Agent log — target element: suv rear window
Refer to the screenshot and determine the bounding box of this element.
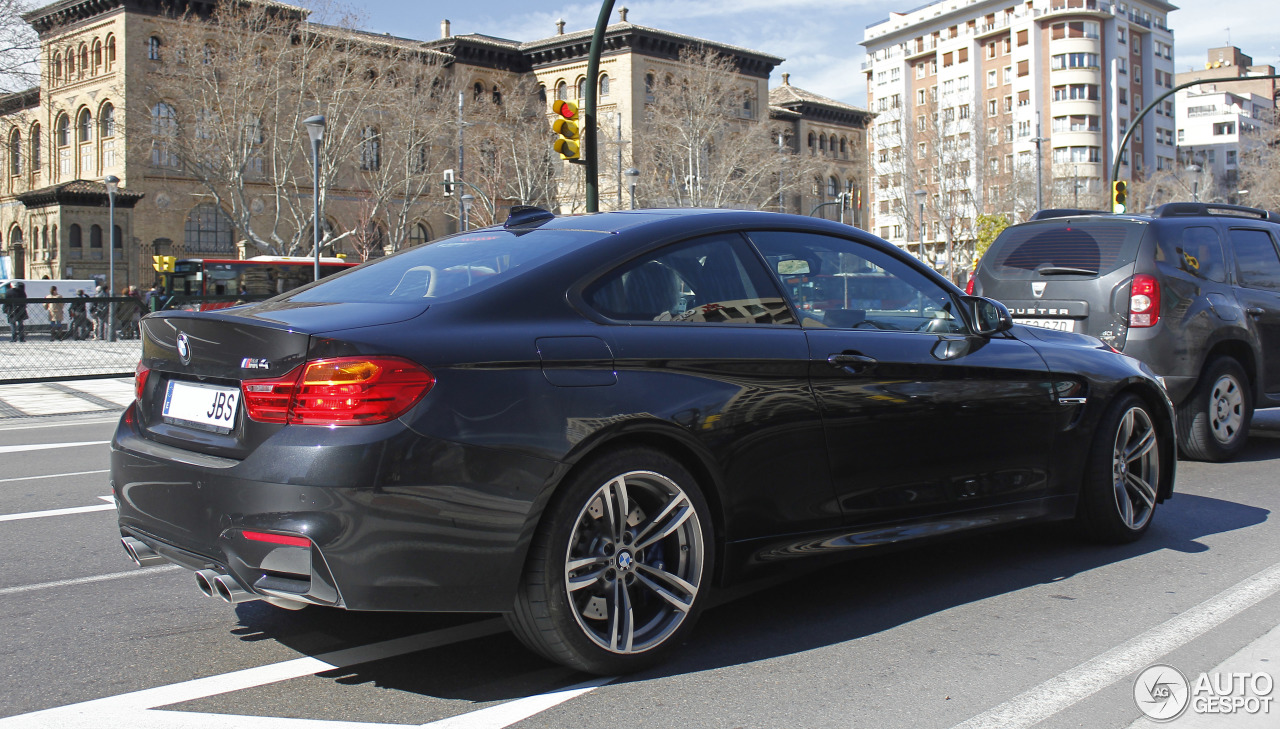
[984,220,1147,280]
[284,229,602,304]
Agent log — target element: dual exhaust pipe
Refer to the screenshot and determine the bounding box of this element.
[123,536,306,610]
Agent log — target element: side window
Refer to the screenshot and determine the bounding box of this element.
[1230,228,1280,291]
[1156,225,1226,282]
[745,230,964,333]
[585,233,796,325]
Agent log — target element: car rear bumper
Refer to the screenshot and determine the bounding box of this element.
[110,408,560,612]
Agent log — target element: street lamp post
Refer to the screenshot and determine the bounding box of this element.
[1031,112,1044,213]
[303,115,326,282]
[1186,163,1202,202]
[624,167,639,210]
[104,175,119,342]
[461,194,474,230]
[914,188,927,263]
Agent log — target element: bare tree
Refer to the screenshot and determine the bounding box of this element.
[0,0,38,94]
[1234,110,1280,210]
[633,44,819,210]
[464,78,560,227]
[133,1,449,256]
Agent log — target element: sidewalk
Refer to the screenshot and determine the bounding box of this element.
[0,377,133,418]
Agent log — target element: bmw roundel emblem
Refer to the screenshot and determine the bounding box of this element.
[176,332,191,365]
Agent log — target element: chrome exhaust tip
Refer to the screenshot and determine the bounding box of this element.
[194,569,220,598]
[211,574,257,604]
[121,537,165,567]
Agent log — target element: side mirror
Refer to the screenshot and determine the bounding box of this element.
[964,295,1013,336]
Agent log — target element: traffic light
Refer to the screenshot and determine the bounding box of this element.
[1112,180,1128,214]
[151,255,175,272]
[442,169,455,197]
[551,100,580,161]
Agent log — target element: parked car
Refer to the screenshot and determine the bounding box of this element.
[114,207,1175,674]
[973,202,1280,462]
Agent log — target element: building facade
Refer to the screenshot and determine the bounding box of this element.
[1,2,871,287]
[862,0,1175,262]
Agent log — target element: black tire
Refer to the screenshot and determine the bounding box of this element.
[506,447,714,675]
[1176,357,1252,462]
[1077,394,1162,544]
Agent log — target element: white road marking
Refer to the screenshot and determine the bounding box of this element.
[0,440,109,454]
[0,619,512,729]
[0,565,182,597]
[950,561,1280,729]
[422,677,615,728]
[0,469,109,484]
[0,417,119,431]
[0,503,115,522]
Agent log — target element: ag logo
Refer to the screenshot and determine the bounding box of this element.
[1134,664,1190,722]
[176,332,191,366]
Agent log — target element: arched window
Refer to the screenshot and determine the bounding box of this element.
[52,53,62,83]
[807,132,816,155]
[113,225,123,258]
[644,73,655,102]
[492,84,502,105]
[408,222,431,247]
[743,92,753,118]
[556,81,567,101]
[55,114,71,177]
[69,224,82,259]
[93,39,102,70]
[472,81,483,101]
[105,35,116,69]
[150,103,177,167]
[56,114,70,147]
[828,176,839,198]
[99,103,115,137]
[538,85,547,104]
[599,74,609,98]
[90,224,103,260]
[7,129,19,176]
[30,123,40,171]
[8,226,21,247]
[577,77,587,99]
[840,137,848,158]
[147,36,162,61]
[359,126,380,171]
[65,47,75,77]
[77,108,92,143]
[819,135,827,153]
[184,204,235,254]
[78,44,88,77]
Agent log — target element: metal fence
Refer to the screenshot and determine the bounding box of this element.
[1,295,271,384]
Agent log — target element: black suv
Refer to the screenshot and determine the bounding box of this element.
[973,202,1280,461]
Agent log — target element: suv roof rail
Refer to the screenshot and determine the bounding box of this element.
[1153,202,1272,221]
[1029,209,1112,221]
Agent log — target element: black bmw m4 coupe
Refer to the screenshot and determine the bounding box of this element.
[113,207,1175,674]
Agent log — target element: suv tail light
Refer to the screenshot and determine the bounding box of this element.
[1129,274,1161,328]
[242,356,434,426]
[965,275,975,295]
[134,361,150,403]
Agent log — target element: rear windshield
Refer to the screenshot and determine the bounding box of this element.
[984,220,1147,280]
[283,229,603,304]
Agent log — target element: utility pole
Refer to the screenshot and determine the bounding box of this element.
[582,0,616,212]
[1032,111,1044,213]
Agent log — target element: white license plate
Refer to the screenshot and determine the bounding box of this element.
[162,380,239,432]
[1015,317,1076,332]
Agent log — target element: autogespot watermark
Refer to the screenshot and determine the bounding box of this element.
[1134,663,1275,722]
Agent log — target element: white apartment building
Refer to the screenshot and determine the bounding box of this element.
[862,0,1176,255]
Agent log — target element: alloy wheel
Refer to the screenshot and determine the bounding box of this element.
[1112,405,1159,531]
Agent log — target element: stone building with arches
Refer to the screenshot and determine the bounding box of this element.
[1,1,871,287]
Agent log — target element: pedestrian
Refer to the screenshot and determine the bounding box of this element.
[91,284,110,340]
[69,289,91,340]
[122,286,144,339]
[46,285,66,341]
[4,281,29,342]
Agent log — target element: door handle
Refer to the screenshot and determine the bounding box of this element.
[827,353,878,370]
[1246,307,1266,317]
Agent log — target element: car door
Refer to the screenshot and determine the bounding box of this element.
[1226,226,1280,397]
[580,232,839,541]
[745,230,1058,526]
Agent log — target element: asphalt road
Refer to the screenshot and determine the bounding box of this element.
[1,406,1279,728]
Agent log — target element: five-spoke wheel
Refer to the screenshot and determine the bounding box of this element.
[1079,394,1163,543]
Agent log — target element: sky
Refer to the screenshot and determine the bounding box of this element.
[355,1,1280,110]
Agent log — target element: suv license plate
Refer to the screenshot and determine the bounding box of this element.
[162,380,239,433]
[1015,317,1076,332]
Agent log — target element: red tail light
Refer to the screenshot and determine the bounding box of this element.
[965,275,975,295]
[241,356,434,426]
[134,361,150,403]
[242,530,311,548]
[1129,274,1161,328]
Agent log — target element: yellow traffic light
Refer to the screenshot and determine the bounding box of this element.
[551,100,580,161]
[151,255,176,272]
[1112,180,1128,214]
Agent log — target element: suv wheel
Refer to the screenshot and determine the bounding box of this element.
[506,447,712,674]
[1177,357,1252,462]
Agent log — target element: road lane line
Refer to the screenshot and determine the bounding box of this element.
[0,417,119,431]
[0,503,116,522]
[0,565,182,597]
[0,619,508,728]
[0,469,109,484]
[0,440,109,454]
[422,676,615,729]
[950,561,1280,729]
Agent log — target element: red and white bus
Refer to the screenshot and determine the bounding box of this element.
[170,256,358,299]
